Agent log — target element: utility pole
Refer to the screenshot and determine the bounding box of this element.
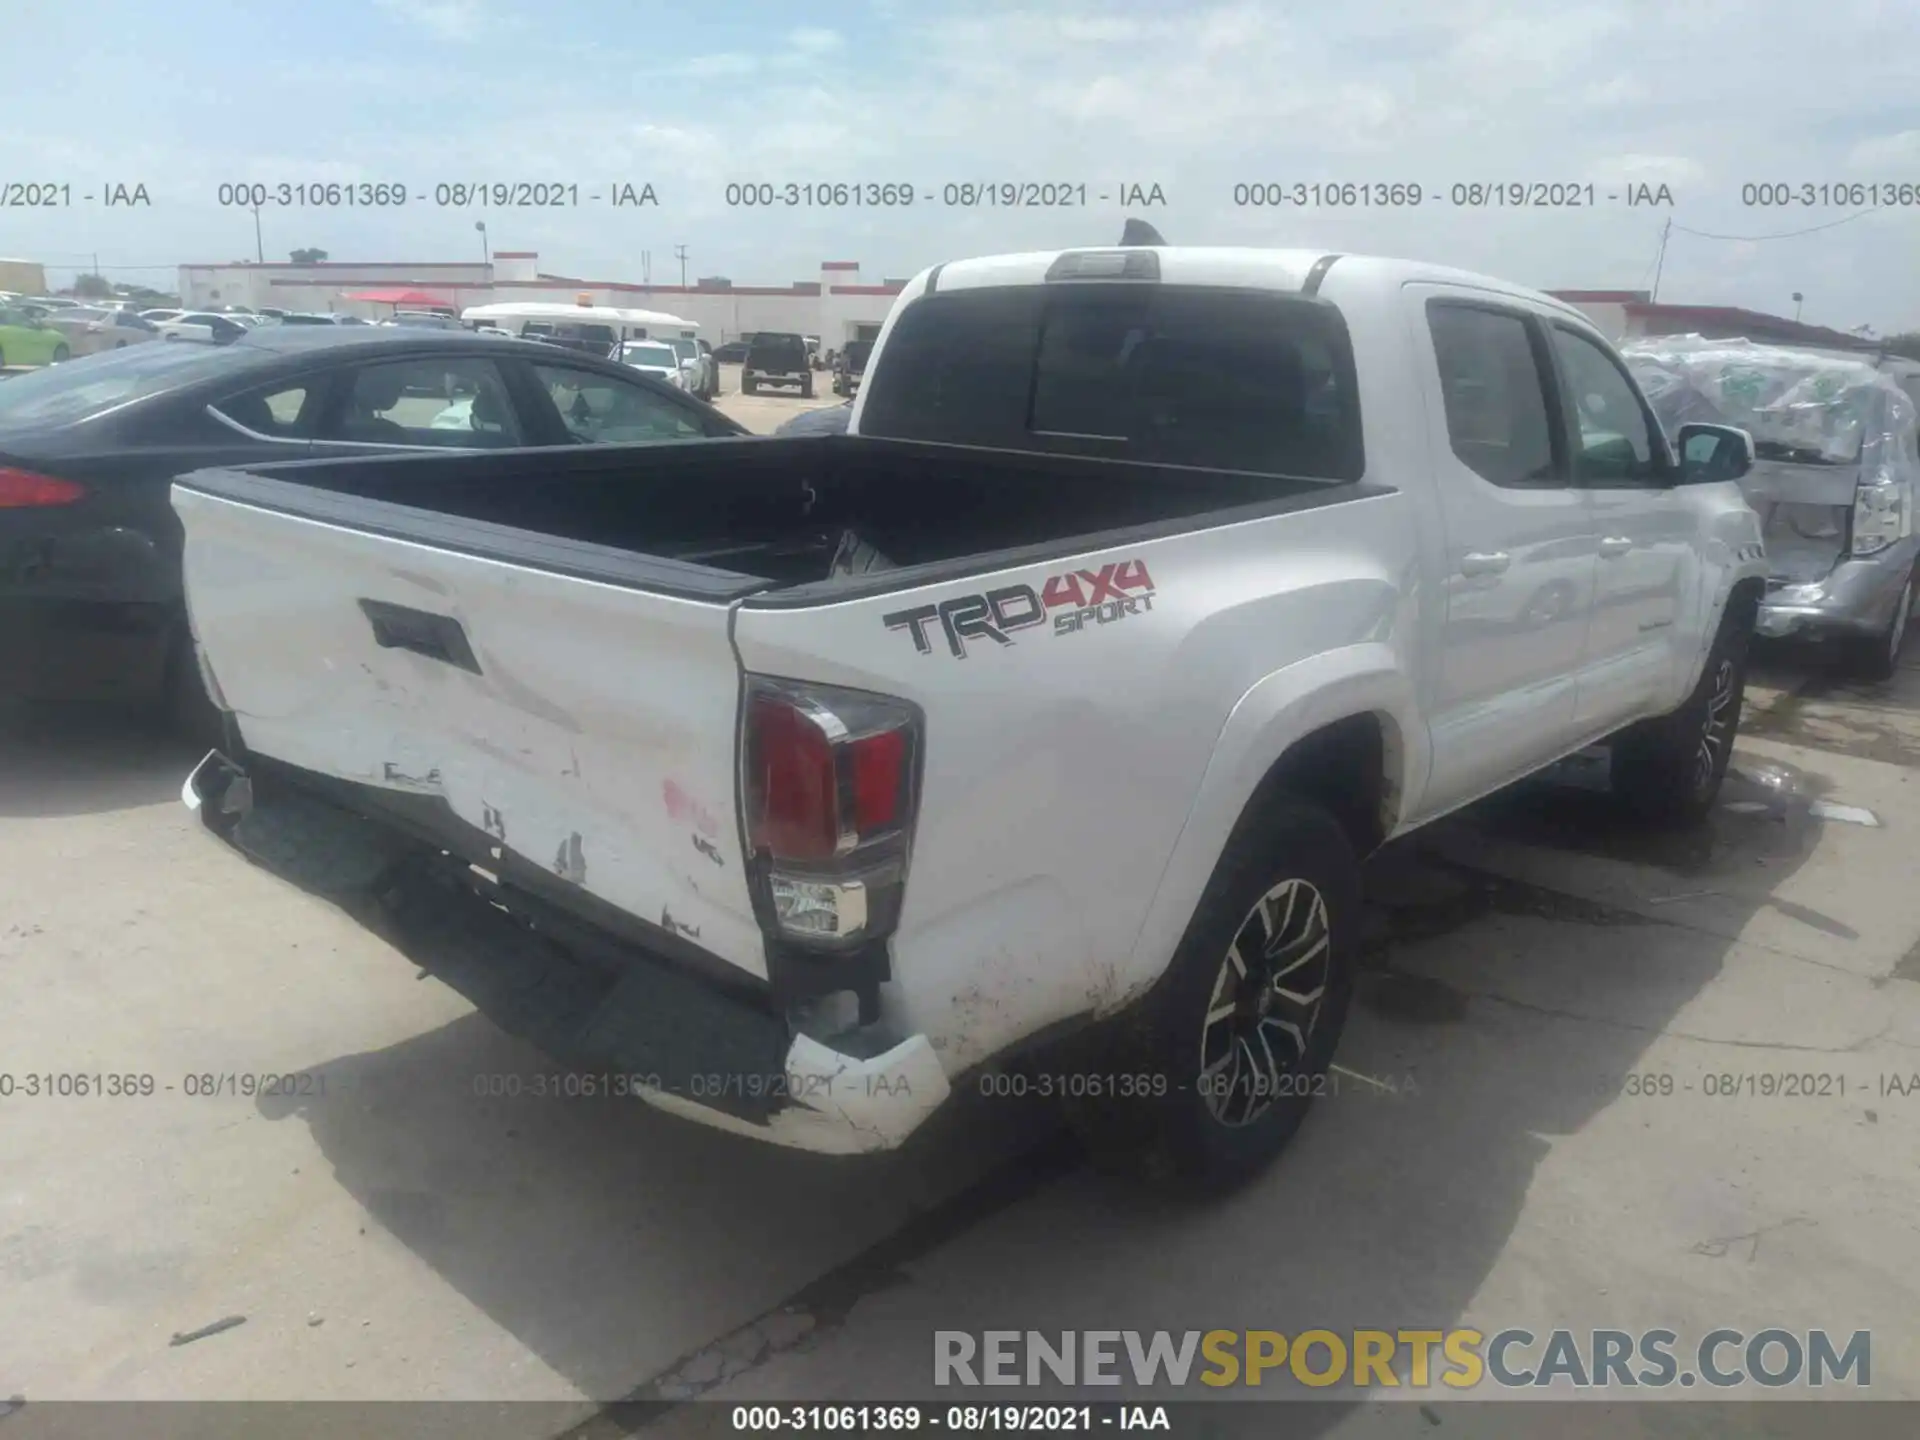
[642,250,651,285]
[675,243,689,289]
[1649,217,1671,304]
[250,204,264,263]
[476,220,489,267]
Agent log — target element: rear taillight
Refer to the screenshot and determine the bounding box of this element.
[0,467,86,508]
[742,676,921,948]
[1852,475,1908,557]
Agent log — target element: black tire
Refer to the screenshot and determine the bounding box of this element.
[1609,603,1752,827]
[801,376,815,399]
[743,375,758,395]
[1841,563,1914,682]
[1065,798,1360,1190]
[52,344,70,363]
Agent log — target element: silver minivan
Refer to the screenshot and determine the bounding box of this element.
[1625,336,1919,678]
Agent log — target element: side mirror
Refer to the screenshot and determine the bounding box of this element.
[1677,422,1754,483]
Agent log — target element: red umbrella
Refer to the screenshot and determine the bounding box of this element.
[341,288,454,306]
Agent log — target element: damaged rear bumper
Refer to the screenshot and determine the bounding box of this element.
[1756,542,1919,640]
[181,750,950,1155]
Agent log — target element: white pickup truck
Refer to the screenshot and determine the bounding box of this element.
[174,244,1769,1186]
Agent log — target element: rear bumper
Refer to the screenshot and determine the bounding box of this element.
[181,750,950,1154]
[1756,541,1918,640]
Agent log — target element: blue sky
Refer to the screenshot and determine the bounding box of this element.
[8,0,1920,331]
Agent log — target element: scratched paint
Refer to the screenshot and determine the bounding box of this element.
[553,832,586,883]
[662,779,721,838]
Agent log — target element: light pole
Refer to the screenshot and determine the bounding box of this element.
[250,204,264,263]
[675,243,689,289]
[1792,292,1804,322]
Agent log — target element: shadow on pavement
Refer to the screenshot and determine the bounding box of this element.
[0,703,201,818]
[232,743,1844,1419]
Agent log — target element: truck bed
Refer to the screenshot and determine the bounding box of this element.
[174,434,1361,598]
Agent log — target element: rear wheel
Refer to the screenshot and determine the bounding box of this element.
[1065,799,1359,1190]
[52,343,69,363]
[743,375,759,394]
[1842,563,1914,682]
[1610,603,1752,826]
[801,375,815,399]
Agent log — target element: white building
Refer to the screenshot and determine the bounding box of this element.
[177,253,908,347]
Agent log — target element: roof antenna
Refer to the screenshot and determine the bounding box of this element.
[1119,218,1166,247]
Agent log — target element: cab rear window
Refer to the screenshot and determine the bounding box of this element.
[857,283,1365,481]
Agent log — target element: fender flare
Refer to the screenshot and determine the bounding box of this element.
[1111,643,1423,1009]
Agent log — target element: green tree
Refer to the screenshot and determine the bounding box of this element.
[72,273,112,298]
[289,247,330,264]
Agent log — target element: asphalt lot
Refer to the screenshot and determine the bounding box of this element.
[2,394,1918,1431]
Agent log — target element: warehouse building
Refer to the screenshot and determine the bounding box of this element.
[176,253,908,348]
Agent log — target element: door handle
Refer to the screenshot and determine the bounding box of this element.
[1598,536,1634,558]
[1459,551,1511,576]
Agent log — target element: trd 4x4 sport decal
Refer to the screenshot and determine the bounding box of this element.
[883,559,1156,659]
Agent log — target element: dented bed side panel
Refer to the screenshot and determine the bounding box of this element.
[174,485,768,977]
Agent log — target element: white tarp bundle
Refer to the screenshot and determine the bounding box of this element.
[1619,335,1913,468]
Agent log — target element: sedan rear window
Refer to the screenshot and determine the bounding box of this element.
[858,283,1365,481]
[0,342,246,428]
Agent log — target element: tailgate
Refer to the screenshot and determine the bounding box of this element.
[173,476,769,977]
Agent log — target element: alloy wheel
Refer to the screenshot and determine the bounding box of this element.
[1693,658,1736,793]
[1198,877,1331,1128]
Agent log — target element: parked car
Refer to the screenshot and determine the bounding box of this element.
[775,400,853,435]
[274,313,346,327]
[385,311,466,330]
[158,312,252,345]
[0,306,72,365]
[1624,336,1919,679]
[172,242,1767,1185]
[713,338,751,363]
[664,336,714,399]
[140,309,184,324]
[56,308,163,355]
[831,338,873,397]
[613,339,691,390]
[742,331,813,396]
[0,327,747,729]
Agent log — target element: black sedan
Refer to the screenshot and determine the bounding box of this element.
[0,326,747,729]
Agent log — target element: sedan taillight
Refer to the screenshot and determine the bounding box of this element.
[0,467,86,508]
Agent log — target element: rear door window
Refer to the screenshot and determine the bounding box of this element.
[313,357,524,447]
[858,283,1364,480]
[1425,303,1562,487]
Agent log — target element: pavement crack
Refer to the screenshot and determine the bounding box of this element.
[1471,991,1896,1056]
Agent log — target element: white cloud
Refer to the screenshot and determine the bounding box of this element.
[788,27,845,55]
[1846,131,1920,170]
[680,52,759,78]
[1588,155,1710,188]
[374,0,494,42]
